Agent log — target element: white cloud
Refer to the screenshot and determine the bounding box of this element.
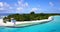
[16,0,29,7]
[15,0,29,12]
[0,8,4,10]
[49,2,54,7]
[4,2,10,7]
[30,8,40,12]
[9,7,13,9]
[31,8,38,11]
[0,2,4,7]
[0,0,29,13]
[0,2,10,11]
[17,7,23,11]
[25,2,29,6]
[0,2,10,7]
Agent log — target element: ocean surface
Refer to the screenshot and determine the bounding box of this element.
[0,15,60,32]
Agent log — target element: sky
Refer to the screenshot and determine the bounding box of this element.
[0,0,60,14]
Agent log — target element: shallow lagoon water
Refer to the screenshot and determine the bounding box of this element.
[0,16,60,32]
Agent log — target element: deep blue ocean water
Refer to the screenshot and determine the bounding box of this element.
[0,16,60,32]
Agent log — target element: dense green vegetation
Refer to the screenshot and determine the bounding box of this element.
[3,12,60,22]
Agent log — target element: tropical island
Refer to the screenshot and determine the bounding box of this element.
[0,12,60,27]
[3,12,60,23]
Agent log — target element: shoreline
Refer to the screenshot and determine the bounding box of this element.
[0,16,53,27]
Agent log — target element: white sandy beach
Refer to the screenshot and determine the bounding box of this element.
[0,16,53,26]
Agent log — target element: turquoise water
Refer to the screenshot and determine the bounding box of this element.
[0,16,60,32]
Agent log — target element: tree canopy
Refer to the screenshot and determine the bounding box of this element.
[3,12,60,22]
